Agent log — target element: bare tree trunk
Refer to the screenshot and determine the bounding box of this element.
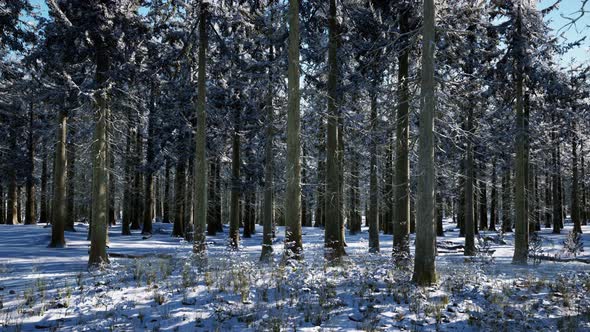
[490,160,497,231]
[65,124,76,231]
[284,0,302,257]
[131,125,142,230]
[325,0,345,258]
[142,85,157,235]
[394,7,411,253]
[464,110,475,256]
[7,124,18,225]
[193,0,208,253]
[512,25,528,264]
[49,109,68,248]
[502,169,512,232]
[413,0,437,285]
[25,104,36,225]
[315,119,325,228]
[122,115,133,235]
[88,43,111,266]
[368,80,379,254]
[163,158,171,223]
[571,122,582,233]
[261,5,275,260]
[40,151,49,224]
[207,160,217,235]
[229,101,241,249]
[172,160,185,237]
[479,177,488,231]
[552,116,562,234]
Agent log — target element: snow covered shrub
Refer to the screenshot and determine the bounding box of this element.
[528,232,544,265]
[152,290,165,305]
[476,235,494,264]
[562,231,584,257]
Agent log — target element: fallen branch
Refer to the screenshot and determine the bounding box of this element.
[528,254,590,264]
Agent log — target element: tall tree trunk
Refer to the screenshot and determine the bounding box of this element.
[512,29,528,264]
[49,109,68,248]
[215,157,223,232]
[394,8,411,254]
[163,158,171,223]
[17,186,22,224]
[458,170,465,236]
[7,124,18,225]
[464,110,475,256]
[552,117,562,234]
[172,160,185,237]
[325,0,345,258]
[25,104,36,225]
[502,170,512,232]
[40,151,49,224]
[193,1,208,253]
[261,5,275,260]
[88,43,111,266]
[131,125,142,230]
[571,123,582,233]
[490,160,497,231]
[142,85,157,235]
[65,125,76,231]
[368,80,380,254]
[284,0,302,257]
[436,191,444,236]
[184,159,194,241]
[544,164,552,228]
[207,160,217,236]
[413,0,437,285]
[479,177,488,231]
[229,101,241,249]
[349,148,361,234]
[122,115,133,235]
[315,119,325,227]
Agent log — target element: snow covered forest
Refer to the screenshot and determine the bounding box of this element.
[1,0,590,331]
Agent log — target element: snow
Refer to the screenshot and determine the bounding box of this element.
[0,220,589,331]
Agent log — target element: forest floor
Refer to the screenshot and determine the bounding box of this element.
[0,220,589,331]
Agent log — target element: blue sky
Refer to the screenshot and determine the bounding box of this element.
[28,0,589,65]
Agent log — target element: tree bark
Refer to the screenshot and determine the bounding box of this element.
[229,98,241,249]
[571,122,582,233]
[284,0,302,257]
[172,160,185,237]
[368,79,380,254]
[413,0,437,285]
[65,124,76,231]
[40,151,49,224]
[490,160,497,231]
[512,29,528,264]
[49,108,68,248]
[464,110,475,256]
[394,8,411,254]
[325,0,345,258]
[25,104,36,225]
[502,169,512,232]
[193,0,208,253]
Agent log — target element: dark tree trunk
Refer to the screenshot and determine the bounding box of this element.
[172,160,185,237]
[65,125,76,231]
[163,158,171,223]
[502,170,512,232]
[490,161,497,231]
[40,151,49,224]
[25,104,36,225]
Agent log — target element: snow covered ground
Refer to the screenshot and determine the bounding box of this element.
[0,220,589,331]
